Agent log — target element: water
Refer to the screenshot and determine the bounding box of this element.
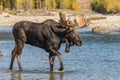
[0,27,120,80]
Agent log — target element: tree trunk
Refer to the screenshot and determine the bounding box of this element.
[44,0,47,14]
[9,0,17,10]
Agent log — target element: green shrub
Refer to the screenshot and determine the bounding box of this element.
[0,0,79,12]
[91,0,120,13]
[61,0,71,9]
[46,0,56,9]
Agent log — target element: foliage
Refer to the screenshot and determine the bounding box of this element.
[105,0,120,13]
[91,0,120,13]
[61,0,71,9]
[0,0,79,11]
[72,0,79,10]
[46,0,56,9]
[16,0,23,9]
[60,0,78,10]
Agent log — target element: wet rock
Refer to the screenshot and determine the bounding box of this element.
[92,27,106,33]
[0,51,2,56]
[92,26,118,34]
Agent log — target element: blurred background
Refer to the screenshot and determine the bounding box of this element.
[0,0,120,15]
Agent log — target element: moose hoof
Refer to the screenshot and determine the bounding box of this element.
[9,67,13,70]
[59,68,64,71]
[50,69,53,72]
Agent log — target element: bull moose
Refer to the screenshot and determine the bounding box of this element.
[9,12,83,72]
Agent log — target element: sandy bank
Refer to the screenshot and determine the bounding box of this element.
[0,12,120,28]
[0,12,60,27]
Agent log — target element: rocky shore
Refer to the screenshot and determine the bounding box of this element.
[89,15,120,28]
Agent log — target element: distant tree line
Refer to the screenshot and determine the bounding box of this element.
[0,0,79,11]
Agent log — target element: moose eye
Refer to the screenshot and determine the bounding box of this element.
[58,26,67,30]
[57,25,66,28]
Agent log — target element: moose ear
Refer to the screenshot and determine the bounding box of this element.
[51,24,68,33]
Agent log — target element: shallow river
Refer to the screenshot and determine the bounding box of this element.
[0,27,120,80]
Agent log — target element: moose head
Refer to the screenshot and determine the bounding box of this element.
[59,12,83,47]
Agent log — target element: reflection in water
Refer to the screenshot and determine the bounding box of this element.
[11,71,64,80]
[49,72,64,80]
[11,71,22,80]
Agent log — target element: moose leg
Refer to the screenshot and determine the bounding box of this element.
[57,53,64,71]
[16,40,24,71]
[9,48,17,70]
[16,54,22,71]
[9,40,24,71]
[49,54,56,71]
[65,39,70,53]
[49,47,64,71]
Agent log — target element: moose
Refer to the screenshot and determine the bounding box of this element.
[9,12,84,72]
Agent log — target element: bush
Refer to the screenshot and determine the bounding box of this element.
[46,0,56,9]
[72,0,79,10]
[91,0,120,13]
[59,0,78,10]
[0,0,79,12]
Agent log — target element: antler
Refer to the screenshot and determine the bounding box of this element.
[59,12,75,28]
[66,18,74,27]
[59,12,89,28]
[74,14,87,28]
[59,12,66,25]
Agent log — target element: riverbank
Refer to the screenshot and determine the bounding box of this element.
[0,12,60,27]
[0,12,120,28]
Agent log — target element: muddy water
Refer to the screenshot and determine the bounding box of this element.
[0,27,120,80]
